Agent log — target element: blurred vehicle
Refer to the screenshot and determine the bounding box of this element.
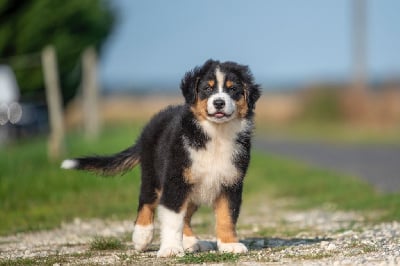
[0,65,48,144]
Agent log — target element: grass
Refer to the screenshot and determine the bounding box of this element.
[177,252,240,264]
[285,252,334,260]
[245,151,400,221]
[89,236,125,250]
[0,251,134,266]
[347,241,378,254]
[0,123,143,235]
[1,122,399,235]
[0,256,69,266]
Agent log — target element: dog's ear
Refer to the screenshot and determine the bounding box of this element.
[181,59,217,105]
[180,68,200,105]
[244,82,261,111]
[225,62,261,111]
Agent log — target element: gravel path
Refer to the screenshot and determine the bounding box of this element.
[254,138,400,193]
[1,201,399,265]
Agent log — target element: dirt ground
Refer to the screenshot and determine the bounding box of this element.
[1,199,399,265]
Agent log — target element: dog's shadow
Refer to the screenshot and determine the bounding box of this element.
[242,236,333,251]
[140,237,333,253]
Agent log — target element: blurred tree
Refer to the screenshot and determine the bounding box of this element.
[0,0,115,103]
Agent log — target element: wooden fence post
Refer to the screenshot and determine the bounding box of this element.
[82,46,100,140]
[42,45,65,160]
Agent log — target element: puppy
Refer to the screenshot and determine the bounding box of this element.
[61,59,261,257]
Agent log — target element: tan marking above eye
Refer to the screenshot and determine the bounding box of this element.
[225,80,234,88]
[208,80,215,87]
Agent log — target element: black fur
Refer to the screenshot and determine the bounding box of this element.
[181,110,210,150]
[222,181,244,225]
[73,144,141,176]
[62,59,261,252]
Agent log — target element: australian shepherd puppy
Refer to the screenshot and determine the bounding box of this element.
[61,59,261,257]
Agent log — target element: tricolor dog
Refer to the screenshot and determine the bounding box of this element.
[61,59,261,257]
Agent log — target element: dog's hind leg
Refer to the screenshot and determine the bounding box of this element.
[156,176,192,257]
[132,201,157,251]
[132,181,160,251]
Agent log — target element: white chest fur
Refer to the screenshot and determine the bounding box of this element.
[186,119,250,205]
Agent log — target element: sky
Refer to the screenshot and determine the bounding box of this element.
[99,0,400,90]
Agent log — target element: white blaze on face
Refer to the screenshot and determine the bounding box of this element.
[215,67,225,93]
[206,67,236,123]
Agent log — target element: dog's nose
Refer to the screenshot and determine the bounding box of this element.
[213,99,225,110]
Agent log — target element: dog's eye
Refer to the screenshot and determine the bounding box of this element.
[203,86,213,92]
[230,86,237,91]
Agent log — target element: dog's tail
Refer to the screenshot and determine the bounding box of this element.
[61,142,141,176]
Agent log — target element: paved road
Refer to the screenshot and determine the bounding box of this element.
[255,138,400,193]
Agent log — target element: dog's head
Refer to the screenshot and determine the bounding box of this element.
[181,59,261,123]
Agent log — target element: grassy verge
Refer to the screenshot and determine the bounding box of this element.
[0,122,399,235]
[0,123,143,235]
[245,151,400,221]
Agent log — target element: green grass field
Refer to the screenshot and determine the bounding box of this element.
[1,123,399,236]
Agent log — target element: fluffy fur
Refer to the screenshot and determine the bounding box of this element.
[61,59,261,257]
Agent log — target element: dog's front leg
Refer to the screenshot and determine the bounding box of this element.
[214,188,248,253]
[156,176,191,258]
[157,204,186,257]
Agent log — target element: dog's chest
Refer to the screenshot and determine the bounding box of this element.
[186,121,246,205]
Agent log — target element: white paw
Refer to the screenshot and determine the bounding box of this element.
[183,235,215,252]
[157,246,184,257]
[132,224,154,251]
[218,241,248,253]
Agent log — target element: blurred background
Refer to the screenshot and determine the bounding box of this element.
[1,0,400,139]
[0,0,400,235]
